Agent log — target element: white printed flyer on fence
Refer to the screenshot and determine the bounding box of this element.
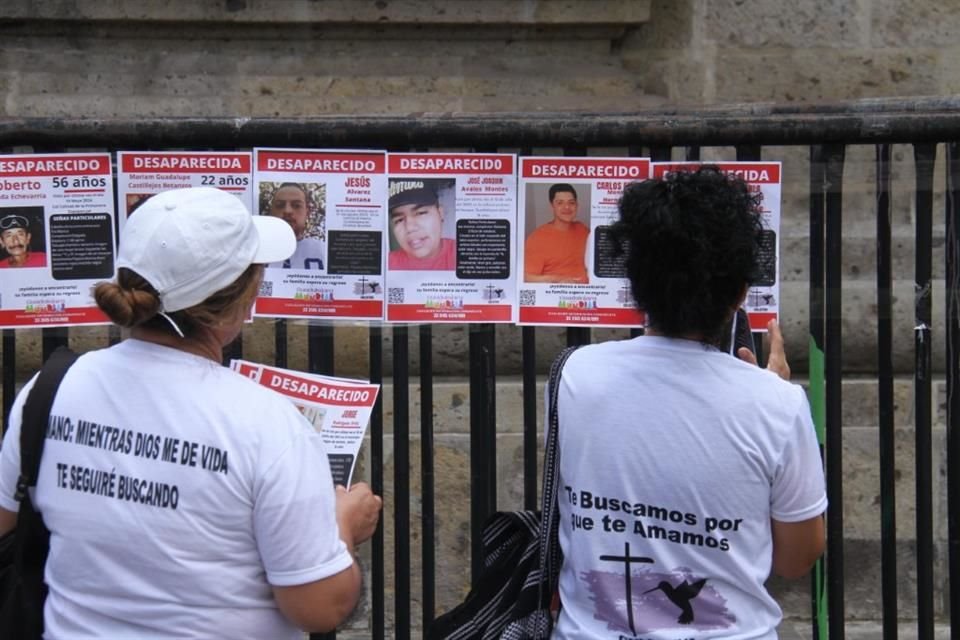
[116,151,254,218]
[231,359,379,487]
[652,161,782,330]
[385,153,517,323]
[253,148,386,321]
[516,157,649,327]
[0,153,115,328]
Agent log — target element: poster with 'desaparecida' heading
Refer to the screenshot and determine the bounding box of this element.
[253,148,386,321]
[385,152,517,323]
[0,153,116,329]
[116,151,254,219]
[517,156,649,327]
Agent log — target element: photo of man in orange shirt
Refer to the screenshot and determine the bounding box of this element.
[523,183,589,284]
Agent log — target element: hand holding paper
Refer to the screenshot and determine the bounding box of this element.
[336,482,382,550]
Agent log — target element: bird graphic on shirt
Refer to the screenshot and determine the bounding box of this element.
[643,578,707,624]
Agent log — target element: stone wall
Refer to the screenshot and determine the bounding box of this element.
[0,0,955,631]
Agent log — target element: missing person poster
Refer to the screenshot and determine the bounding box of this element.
[117,151,254,217]
[652,162,782,330]
[253,149,386,321]
[385,152,517,323]
[517,157,649,327]
[231,359,379,487]
[0,153,115,328]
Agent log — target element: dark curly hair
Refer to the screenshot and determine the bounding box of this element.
[609,166,764,343]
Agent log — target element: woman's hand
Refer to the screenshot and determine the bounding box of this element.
[737,319,791,381]
[335,482,382,550]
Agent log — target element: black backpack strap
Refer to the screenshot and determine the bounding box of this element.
[16,347,79,501]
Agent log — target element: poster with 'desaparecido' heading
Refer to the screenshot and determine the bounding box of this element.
[517,156,649,327]
[385,152,517,323]
[0,153,116,329]
[253,148,387,321]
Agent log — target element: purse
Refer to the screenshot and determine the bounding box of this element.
[0,346,79,639]
[427,345,580,640]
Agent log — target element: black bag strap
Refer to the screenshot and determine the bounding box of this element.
[15,347,79,501]
[537,345,580,607]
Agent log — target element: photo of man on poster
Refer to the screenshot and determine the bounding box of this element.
[523,182,591,284]
[261,182,326,270]
[0,209,47,269]
[387,178,456,271]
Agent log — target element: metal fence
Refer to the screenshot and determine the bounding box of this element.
[1,97,958,639]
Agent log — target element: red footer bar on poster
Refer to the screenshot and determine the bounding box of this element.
[747,312,778,330]
[255,298,383,319]
[387,304,512,323]
[519,306,644,327]
[0,306,109,328]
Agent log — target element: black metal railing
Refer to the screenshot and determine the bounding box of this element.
[1,97,958,638]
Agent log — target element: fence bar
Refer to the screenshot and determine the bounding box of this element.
[522,326,538,510]
[824,143,846,640]
[808,145,829,640]
[42,326,68,361]
[913,143,936,638]
[649,146,671,162]
[274,320,287,368]
[419,324,436,628]
[875,144,898,640]
[306,323,336,640]
[369,325,385,640]
[392,325,411,640]
[7,98,960,148]
[948,142,960,640]
[566,327,591,348]
[308,323,335,375]
[469,323,497,577]
[2,329,14,436]
[222,334,242,367]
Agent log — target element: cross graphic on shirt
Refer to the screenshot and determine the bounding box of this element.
[357,276,368,294]
[485,283,497,300]
[598,542,654,636]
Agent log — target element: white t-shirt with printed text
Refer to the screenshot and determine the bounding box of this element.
[552,336,826,639]
[271,236,325,270]
[0,339,352,639]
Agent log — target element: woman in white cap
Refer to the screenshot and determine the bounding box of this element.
[0,187,381,638]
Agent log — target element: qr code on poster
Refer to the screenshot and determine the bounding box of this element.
[388,288,404,304]
[519,290,536,306]
[259,280,273,297]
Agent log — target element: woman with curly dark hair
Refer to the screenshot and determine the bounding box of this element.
[551,167,825,638]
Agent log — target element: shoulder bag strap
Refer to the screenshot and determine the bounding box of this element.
[538,345,580,600]
[10,346,78,639]
[16,346,79,501]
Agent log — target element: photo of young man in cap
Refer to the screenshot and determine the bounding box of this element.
[0,209,47,269]
[261,182,326,270]
[387,178,456,271]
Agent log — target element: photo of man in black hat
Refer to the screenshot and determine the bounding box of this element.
[0,209,47,269]
[387,178,456,271]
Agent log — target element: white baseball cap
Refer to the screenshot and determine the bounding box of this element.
[116,187,295,312]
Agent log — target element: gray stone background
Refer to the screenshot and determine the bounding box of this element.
[0,0,956,635]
